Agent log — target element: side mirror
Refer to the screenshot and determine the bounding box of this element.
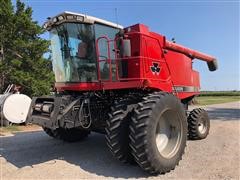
[122,39,131,57]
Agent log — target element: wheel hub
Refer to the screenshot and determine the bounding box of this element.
[198,117,207,134]
[156,109,182,158]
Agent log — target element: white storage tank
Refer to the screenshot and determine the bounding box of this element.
[0,93,31,124]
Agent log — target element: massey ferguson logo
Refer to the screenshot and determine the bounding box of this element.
[150,62,160,75]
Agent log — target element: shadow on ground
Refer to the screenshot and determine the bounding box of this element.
[206,108,240,121]
[1,104,239,178]
[0,131,148,178]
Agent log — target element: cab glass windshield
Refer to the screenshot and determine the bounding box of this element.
[50,23,97,82]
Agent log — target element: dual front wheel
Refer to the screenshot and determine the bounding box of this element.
[106,92,210,174]
[129,92,187,174]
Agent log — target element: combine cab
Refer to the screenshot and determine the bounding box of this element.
[13,11,217,174]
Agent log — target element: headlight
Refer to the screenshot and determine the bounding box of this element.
[66,15,74,20]
[76,16,84,21]
[43,23,48,29]
[66,15,83,21]
[34,102,54,114]
[42,103,54,113]
[58,15,64,21]
[53,17,58,23]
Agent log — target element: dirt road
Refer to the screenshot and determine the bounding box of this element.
[1,101,239,179]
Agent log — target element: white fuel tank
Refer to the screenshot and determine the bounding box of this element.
[0,94,31,123]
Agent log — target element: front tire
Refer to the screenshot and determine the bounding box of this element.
[129,92,187,174]
[105,100,134,163]
[42,127,90,142]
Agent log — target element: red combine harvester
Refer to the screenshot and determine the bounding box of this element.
[26,12,218,174]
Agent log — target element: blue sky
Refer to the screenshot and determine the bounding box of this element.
[15,0,239,90]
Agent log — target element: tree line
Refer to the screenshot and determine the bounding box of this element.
[0,0,54,96]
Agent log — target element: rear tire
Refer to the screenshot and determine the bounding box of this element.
[42,127,90,142]
[129,92,187,174]
[187,108,210,140]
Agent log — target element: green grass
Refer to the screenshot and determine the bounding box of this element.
[195,96,240,105]
[200,91,240,96]
[0,125,21,133]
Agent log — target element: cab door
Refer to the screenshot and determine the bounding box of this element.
[96,37,112,81]
[95,24,119,81]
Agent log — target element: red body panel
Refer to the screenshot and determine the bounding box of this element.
[55,24,216,100]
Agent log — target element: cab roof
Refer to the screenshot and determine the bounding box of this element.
[45,11,124,29]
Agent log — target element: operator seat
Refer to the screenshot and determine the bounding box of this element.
[77,42,88,58]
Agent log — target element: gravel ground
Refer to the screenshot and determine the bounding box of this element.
[0,101,239,180]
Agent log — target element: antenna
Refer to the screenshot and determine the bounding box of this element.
[115,8,119,28]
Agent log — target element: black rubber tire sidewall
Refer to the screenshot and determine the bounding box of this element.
[146,95,187,171]
[188,109,210,140]
[196,110,210,139]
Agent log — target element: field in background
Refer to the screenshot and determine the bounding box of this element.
[199,91,240,96]
[195,96,239,105]
[195,91,240,105]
